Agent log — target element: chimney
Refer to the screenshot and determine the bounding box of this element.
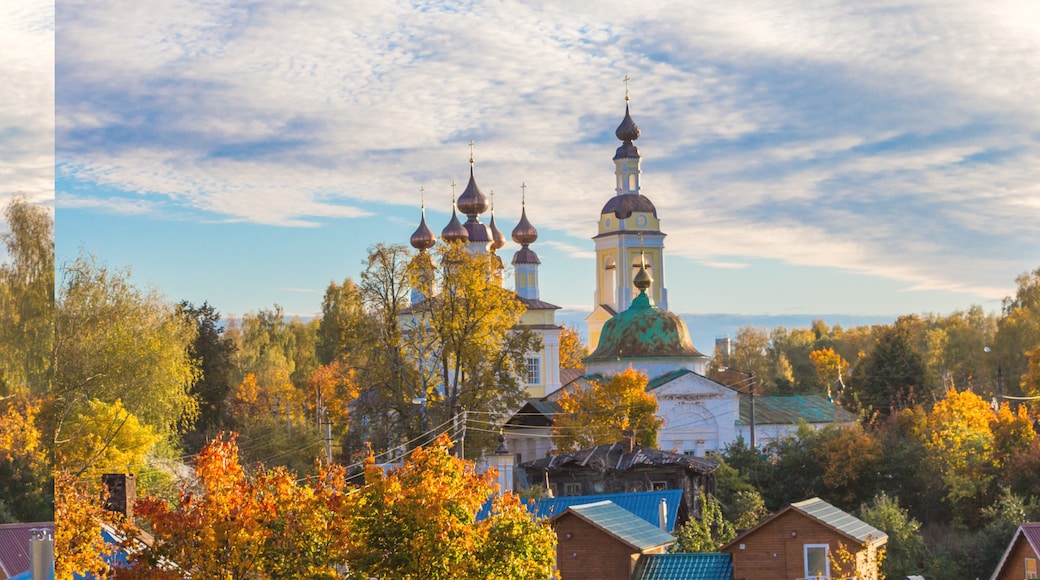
[659,498,668,531]
[102,473,136,522]
[621,429,636,454]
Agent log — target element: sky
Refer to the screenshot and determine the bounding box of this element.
[10,0,1040,334]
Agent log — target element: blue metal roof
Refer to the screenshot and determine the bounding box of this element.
[531,489,684,532]
[555,501,675,552]
[632,553,734,580]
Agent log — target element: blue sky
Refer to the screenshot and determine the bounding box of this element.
[10,0,1040,334]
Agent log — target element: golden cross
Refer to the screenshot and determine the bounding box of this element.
[521,182,527,206]
[420,185,425,212]
[469,140,475,165]
[490,189,495,212]
[450,180,457,202]
[624,75,631,103]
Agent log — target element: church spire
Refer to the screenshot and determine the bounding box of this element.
[511,182,541,300]
[410,185,436,252]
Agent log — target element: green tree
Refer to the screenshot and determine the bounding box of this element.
[848,316,927,414]
[552,367,662,451]
[316,277,372,366]
[55,255,199,478]
[671,490,736,552]
[858,493,926,580]
[995,267,1040,397]
[180,301,236,452]
[0,197,54,394]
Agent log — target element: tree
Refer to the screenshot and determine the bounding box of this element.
[848,317,927,414]
[552,366,662,451]
[316,277,372,366]
[858,493,926,580]
[55,470,116,580]
[0,388,51,522]
[558,323,587,371]
[926,389,996,519]
[179,301,236,452]
[995,267,1040,397]
[342,433,557,580]
[671,490,735,552]
[810,347,850,400]
[55,255,199,478]
[60,399,159,483]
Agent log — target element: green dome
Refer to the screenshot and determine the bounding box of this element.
[586,291,705,362]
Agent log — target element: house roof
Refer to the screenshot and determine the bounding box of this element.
[631,552,734,580]
[505,398,563,428]
[0,522,52,578]
[519,441,719,475]
[559,367,584,387]
[552,500,675,552]
[736,395,857,426]
[529,489,685,532]
[721,497,887,551]
[989,523,1040,580]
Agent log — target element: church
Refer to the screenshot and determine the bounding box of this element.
[405,93,855,466]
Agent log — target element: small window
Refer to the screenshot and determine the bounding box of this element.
[564,482,582,496]
[526,358,540,385]
[651,481,668,491]
[804,544,830,579]
[1027,558,1037,578]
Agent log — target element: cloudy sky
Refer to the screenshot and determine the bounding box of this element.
[48,0,1040,325]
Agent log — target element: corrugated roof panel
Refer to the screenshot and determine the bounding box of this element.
[562,501,676,552]
[792,498,887,544]
[632,553,733,580]
[737,395,857,426]
[1021,522,1040,552]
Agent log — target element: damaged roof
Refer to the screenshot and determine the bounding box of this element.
[519,441,719,475]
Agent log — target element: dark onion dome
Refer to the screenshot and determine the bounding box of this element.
[613,104,641,160]
[441,208,469,242]
[511,207,538,245]
[410,213,436,251]
[633,259,652,290]
[585,279,705,362]
[489,213,506,250]
[615,104,641,142]
[457,167,490,217]
[511,246,540,265]
[601,194,657,219]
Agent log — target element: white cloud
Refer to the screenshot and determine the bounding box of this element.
[57,0,1040,309]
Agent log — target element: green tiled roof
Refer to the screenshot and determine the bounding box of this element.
[556,500,675,552]
[646,368,694,391]
[736,395,857,426]
[792,498,888,545]
[632,553,733,580]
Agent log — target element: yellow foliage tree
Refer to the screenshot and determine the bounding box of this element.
[553,366,662,452]
[810,347,850,398]
[55,470,115,580]
[558,323,587,371]
[925,388,995,506]
[58,399,159,484]
[0,388,51,521]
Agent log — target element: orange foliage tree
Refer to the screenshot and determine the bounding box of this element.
[118,433,556,580]
[553,366,662,451]
[54,470,115,580]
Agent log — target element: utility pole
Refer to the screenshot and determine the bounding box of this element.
[997,365,1005,409]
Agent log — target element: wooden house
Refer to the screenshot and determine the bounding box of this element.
[550,500,675,580]
[990,523,1040,580]
[720,497,887,580]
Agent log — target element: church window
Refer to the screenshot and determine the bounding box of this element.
[526,357,540,385]
[629,174,636,190]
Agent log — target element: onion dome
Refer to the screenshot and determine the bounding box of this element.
[511,207,538,246]
[585,278,704,362]
[614,104,641,160]
[463,219,492,243]
[457,166,490,217]
[489,213,506,251]
[441,206,469,243]
[410,212,436,251]
[633,259,653,291]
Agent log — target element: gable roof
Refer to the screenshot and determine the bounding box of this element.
[632,553,734,580]
[0,522,52,578]
[721,497,887,551]
[989,522,1040,580]
[519,441,719,475]
[737,395,857,426]
[530,489,685,532]
[552,500,675,552]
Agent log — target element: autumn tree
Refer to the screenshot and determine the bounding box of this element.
[316,277,372,366]
[54,255,199,480]
[810,347,850,400]
[0,197,54,394]
[558,323,587,371]
[343,434,557,580]
[0,388,51,522]
[670,490,736,552]
[925,388,996,519]
[55,470,115,580]
[552,366,662,451]
[995,267,1040,397]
